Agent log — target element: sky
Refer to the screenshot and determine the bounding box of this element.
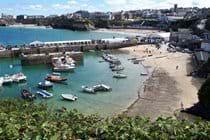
[0,0,210,16]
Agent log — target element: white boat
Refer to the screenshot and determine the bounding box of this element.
[61,94,78,101]
[52,56,76,67]
[0,77,3,87]
[38,81,53,89]
[113,73,127,78]
[53,64,75,72]
[3,74,13,85]
[37,90,53,98]
[112,65,124,71]
[81,86,95,93]
[93,84,112,92]
[12,72,27,83]
[102,53,121,64]
[141,72,148,76]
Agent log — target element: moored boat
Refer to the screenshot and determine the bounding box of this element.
[53,64,75,72]
[45,73,67,82]
[113,73,127,79]
[93,84,112,92]
[0,77,3,87]
[140,72,148,76]
[81,86,95,94]
[2,74,13,85]
[21,89,36,100]
[61,94,78,101]
[12,72,27,83]
[111,65,124,71]
[38,81,53,89]
[37,90,53,98]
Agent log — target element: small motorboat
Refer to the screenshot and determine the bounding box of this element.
[53,64,75,72]
[21,89,36,100]
[45,73,67,83]
[112,65,124,71]
[38,81,53,89]
[81,86,95,94]
[2,74,13,85]
[0,77,3,87]
[113,73,127,79]
[12,72,27,83]
[37,90,53,98]
[93,84,112,92]
[141,72,148,76]
[61,94,78,101]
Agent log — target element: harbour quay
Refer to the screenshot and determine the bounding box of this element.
[20,52,83,66]
[0,37,137,58]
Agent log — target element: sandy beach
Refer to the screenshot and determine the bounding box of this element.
[8,24,51,29]
[121,44,205,120]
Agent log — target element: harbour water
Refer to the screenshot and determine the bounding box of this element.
[0,27,127,46]
[0,27,147,116]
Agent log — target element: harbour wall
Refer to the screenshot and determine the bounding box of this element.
[0,39,138,58]
[21,52,83,66]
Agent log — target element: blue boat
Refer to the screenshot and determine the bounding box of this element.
[36,90,53,98]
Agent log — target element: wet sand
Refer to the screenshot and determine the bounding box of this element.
[121,44,204,120]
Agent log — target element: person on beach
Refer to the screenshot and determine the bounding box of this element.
[176,65,179,70]
[181,102,184,110]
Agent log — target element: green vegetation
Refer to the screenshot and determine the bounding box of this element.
[206,18,210,31]
[0,99,210,139]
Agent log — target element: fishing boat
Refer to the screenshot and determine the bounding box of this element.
[52,56,76,67]
[12,72,27,83]
[38,81,53,89]
[93,84,112,92]
[53,63,75,72]
[21,89,36,100]
[2,74,13,85]
[0,77,3,87]
[113,73,127,79]
[45,73,67,82]
[111,65,124,71]
[109,63,116,68]
[61,94,78,101]
[37,90,53,98]
[81,86,95,94]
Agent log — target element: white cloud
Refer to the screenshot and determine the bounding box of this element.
[29,4,43,10]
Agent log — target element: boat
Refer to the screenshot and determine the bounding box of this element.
[53,64,75,72]
[111,65,124,71]
[0,77,3,87]
[109,63,116,68]
[21,89,36,100]
[81,86,95,94]
[61,94,78,101]
[2,74,13,85]
[102,53,121,64]
[93,84,112,92]
[37,90,53,98]
[52,56,76,67]
[132,59,145,64]
[38,81,53,89]
[113,73,127,78]
[45,73,67,82]
[12,72,27,83]
[140,72,148,76]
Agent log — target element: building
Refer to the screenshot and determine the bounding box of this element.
[16,15,27,21]
[1,13,15,20]
[74,11,89,19]
[27,15,45,19]
[174,4,178,13]
[89,12,110,20]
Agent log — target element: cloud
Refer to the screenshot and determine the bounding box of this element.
[29,4,43,10]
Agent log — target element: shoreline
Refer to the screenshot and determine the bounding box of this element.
[120,44,204,120]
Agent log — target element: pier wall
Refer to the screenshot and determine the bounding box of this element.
[21,52,84,66]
